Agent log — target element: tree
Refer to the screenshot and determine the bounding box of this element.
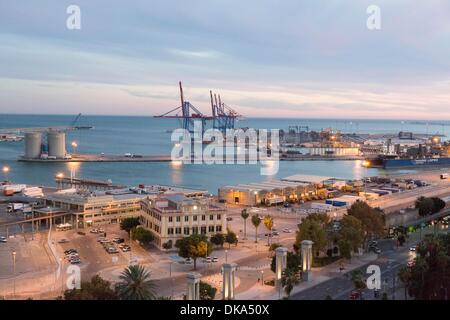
[347,201,385,247]
[225,229,238,248]
[131,226,154,245]
[431,197,446,213]
[415,197,435,216]
[337,239,352,260]
[271,251,301,274]
[251,214,261,243]
[175,234,213,270]
[64,275,117,300]
[120,217,140,233]
[351,270,366,290]
[115,264,157,300]
[399,234,450,300]
[210,233,225,248]
[281,268,300,299]
[263,215,274,246]
[241,209,249,240]
[398,266,411,300]
[296,217,328,257]
[199,281,217,300]
[338,215,365,253]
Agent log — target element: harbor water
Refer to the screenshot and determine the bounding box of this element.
[1,115,448,193]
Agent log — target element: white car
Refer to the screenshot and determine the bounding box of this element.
[185,258,193,264]
[409,246,416,252]
[282,228,292,233]
[0,236,7,243]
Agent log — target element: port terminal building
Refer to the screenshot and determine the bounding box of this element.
[43,185,209,229]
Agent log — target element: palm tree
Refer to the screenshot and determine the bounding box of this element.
[263,215,274,246]
[115,264,157,300]
[241,209,249,240]
[251,214,261,243]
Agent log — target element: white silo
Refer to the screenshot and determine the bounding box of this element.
[24,132,42,159]
[47,131,66,158]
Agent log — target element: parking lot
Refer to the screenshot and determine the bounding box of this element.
[52,223,154,280]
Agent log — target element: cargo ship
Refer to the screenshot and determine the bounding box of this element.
[363,155,450,168]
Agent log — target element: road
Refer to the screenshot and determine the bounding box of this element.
[291,225,449,300]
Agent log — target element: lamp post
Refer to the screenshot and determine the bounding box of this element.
[56,172,64,189]
[2,165,10,182]
[71,141,78,155]
[12,251,16,298]
[225,250,228,263]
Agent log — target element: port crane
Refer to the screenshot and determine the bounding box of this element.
[210,91,241,135]
[155,82,241,134]
[154,82,213,133]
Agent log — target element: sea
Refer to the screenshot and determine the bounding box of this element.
[0,114,448,194]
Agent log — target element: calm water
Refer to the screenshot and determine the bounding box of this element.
[0,114,448,193]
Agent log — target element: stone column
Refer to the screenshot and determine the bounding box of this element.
[186,272,201,300]
[301,240,314,281]
[275,247,288,286]
[222,263,237,300]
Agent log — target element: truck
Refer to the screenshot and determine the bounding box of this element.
[22,187,44,198]
[7,203,26,213]
[264,196,284,206]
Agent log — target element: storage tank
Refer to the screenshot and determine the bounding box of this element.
[24,132,42,158]
[47,131,66,158]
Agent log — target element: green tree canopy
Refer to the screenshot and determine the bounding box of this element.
[199,281,217,300]
[131,226,154,245]
[347,201,385,246]
[210,233,225,248]
[120,217,140,232]
[399,234,450,300]
[175,234,213,270]
[295,217,328,257]
[225,229,238,248]
[64,275,117,300]
[338,215,365,252]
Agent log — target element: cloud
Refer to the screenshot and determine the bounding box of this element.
[0,1,450,119]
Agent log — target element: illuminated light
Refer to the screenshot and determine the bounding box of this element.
[2,166,9,173]
[56,172,64,179]
[71,141,78,148]
[362,160,371,167]
[193,205,197,210]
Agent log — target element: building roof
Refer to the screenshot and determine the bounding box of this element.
[282,174,335,184]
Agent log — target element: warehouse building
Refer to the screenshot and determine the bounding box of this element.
[218,180,317,206]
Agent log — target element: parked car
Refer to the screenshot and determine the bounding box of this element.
[113,238,125,244]
[212,257,218,262]
[203,256,212,263]
[64,249,77,255]
[90,229,99,234]
[272,231,279,236]
[409,246,416,252]
[0,236,7,243]
[121,245,131,252]
[282,228,292,233]
[185,258,193,264]
[69,257,81,264]
[58,238,69,244]
[107,247,119,254]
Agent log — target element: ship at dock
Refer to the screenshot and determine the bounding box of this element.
[362,131,450,168]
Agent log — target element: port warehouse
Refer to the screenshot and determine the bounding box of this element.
[218,175,348,206]
[16,184,225,250]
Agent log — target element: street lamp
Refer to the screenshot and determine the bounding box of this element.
[2,165,10,182]
[261,270,264,286]
[71,141,78,155]
[225,249,228,263]
[12,251,16,298]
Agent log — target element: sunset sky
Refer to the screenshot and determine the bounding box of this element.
[1,1,450,119]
